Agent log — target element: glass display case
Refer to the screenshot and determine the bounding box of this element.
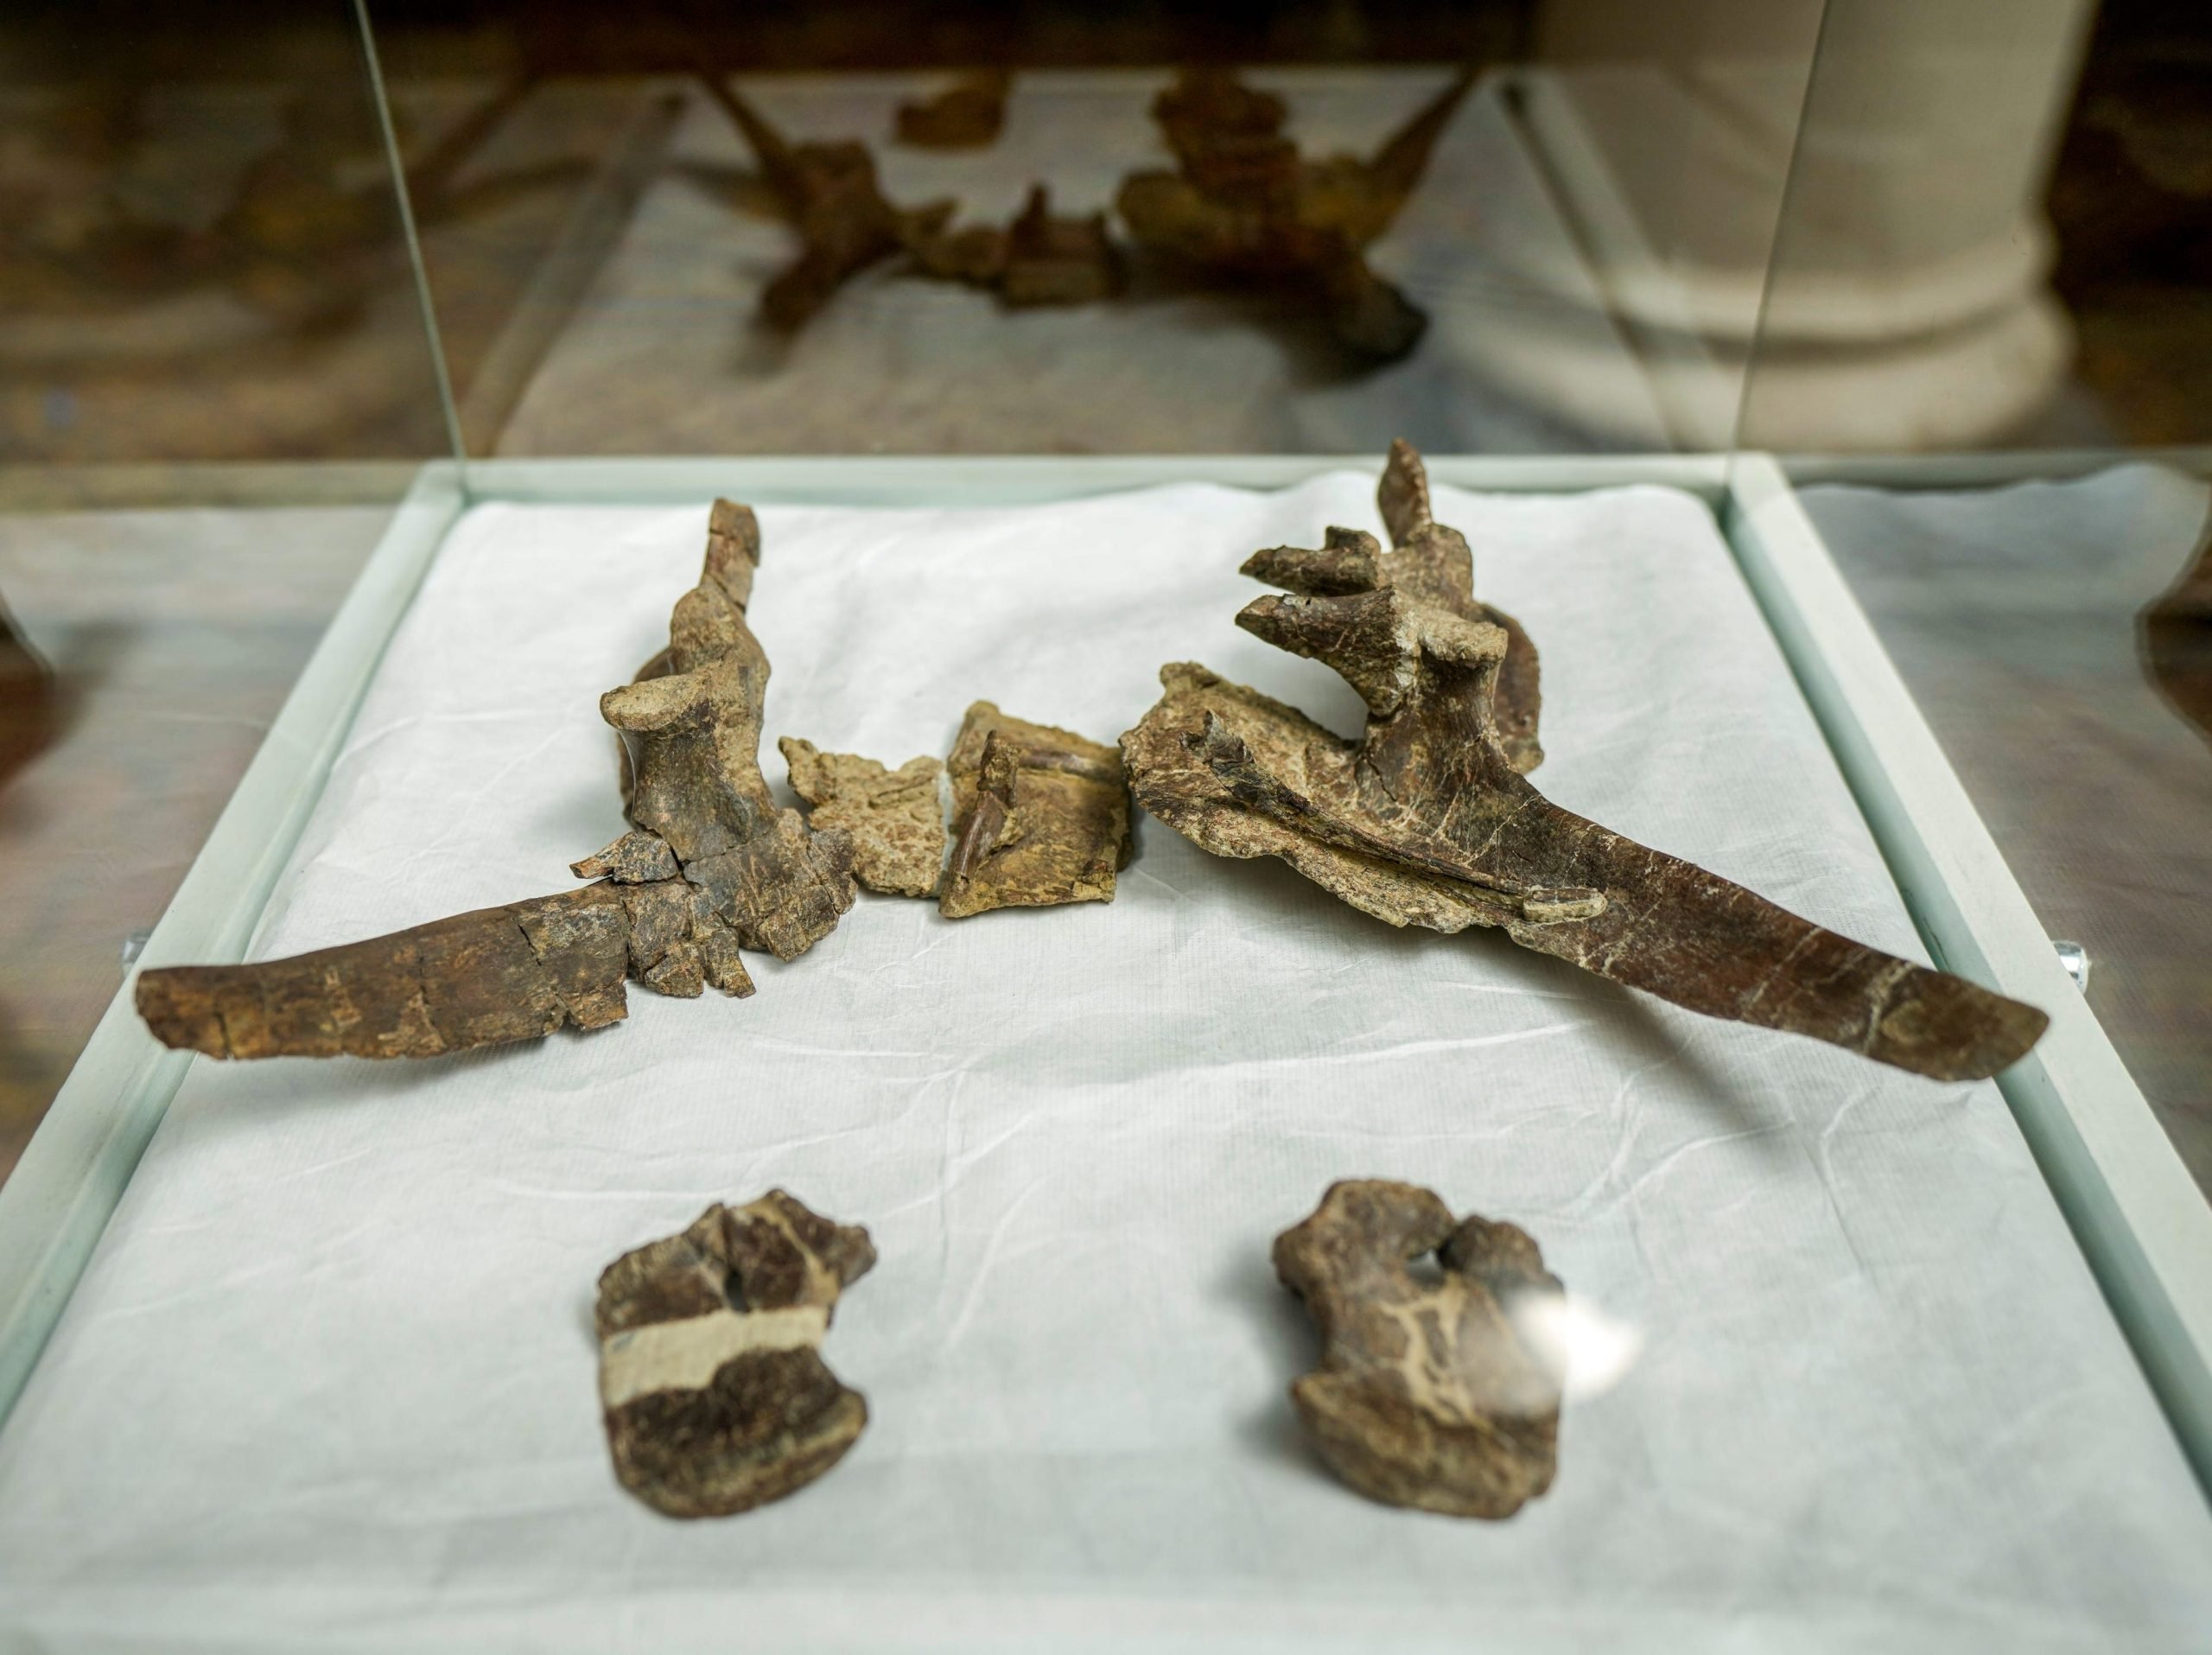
[1,0,2206,1646]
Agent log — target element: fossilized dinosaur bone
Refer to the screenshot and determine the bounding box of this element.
[906,184,1126,309]
[781,701,1130,919]
[1120,442,2049,1082]
[137,500,855,1061]
[1274,1180,1564,1518]
[702,76,955,333]
[598,1190,876,1518]
[1114,67,1473,360]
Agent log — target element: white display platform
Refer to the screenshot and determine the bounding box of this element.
[0,462,2207,1650]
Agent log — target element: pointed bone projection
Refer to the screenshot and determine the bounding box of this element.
[598,1191,876,1518]
[702,77,955,334]
[1274,1181,1565,1518]
[1120,442,2048,1082]
[782,701,1129,920]
[137,500,853,1061]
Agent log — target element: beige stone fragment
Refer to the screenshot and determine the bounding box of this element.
[779,737,947,899]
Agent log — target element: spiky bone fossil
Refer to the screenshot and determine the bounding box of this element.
[1120,442,2049,1082]
[136,500,856,1061]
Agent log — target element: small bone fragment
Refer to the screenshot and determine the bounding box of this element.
[598,1191,875,1519]
[136,879,753,1061]
[1274,1180,1564,1518]
[779,703,1131,917]
[941,701,1129,918]
[600,499,857,960]
[779,737,947,898]
[1121,441,2049,1081]
[894,70,1010,150]
[908,185,1125,308]
[702,77,955,333]
[571,825,679,884]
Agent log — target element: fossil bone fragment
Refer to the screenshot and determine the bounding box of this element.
[1120,442,2050,1081]
[138,500,851,1060]
[908,185,1126,308]
[779,738,947,899]
[894,70,1010,150]
[1114,67,1472,360]
[702,76,955,333]
[598,1191,876,1519]
[1274,1180,1564,1518]
[136,880,752,1060]
[779,702,1131,918]
[585,499,857,959]
[942,703,1128,918]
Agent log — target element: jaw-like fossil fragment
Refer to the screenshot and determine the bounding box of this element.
[598,1191,876,1519]
[1121,442,2049,1082]
[781,701,1129,920]
[138,500,852,1061]
[1274,1180,1564,1518]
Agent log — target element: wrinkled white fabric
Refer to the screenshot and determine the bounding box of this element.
[2,479,2207,1652]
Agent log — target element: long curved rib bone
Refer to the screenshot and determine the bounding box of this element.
[1120,442,2048,1082]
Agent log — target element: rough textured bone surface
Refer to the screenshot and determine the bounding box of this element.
[136,878,753,1061]
[941,701,1130,919]
[1274,1180,1564,1518]
[1114,67,1471,360]
[137,498,846,1061]
[598,1191,875,1519]
[779,703,1131,918]
[595,498,857,960]
[1121,441,2049,1081]
[779,737,947,898]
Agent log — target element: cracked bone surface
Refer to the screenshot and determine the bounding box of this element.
[1274,1186,1566,1522]
[598,1191,875,1519]
[781,701,1129,918]
[1274,1180,1565,1518]
[1119,441,2049,1081]
[137,500,852,1060]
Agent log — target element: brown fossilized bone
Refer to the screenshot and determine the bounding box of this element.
[598,1190,875,1518]
[1274,1180,1564,1518]
[137,500,854,1060]
[1115,67,1472,360]
[906,184,1126,309]
[894,69,1010,150]
[1121,442,2049,1081]
[781,701,1130,919]
[702,76,956,334]
[578,500,856,959]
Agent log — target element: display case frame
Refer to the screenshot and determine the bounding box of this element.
[0,449,2203,1508]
